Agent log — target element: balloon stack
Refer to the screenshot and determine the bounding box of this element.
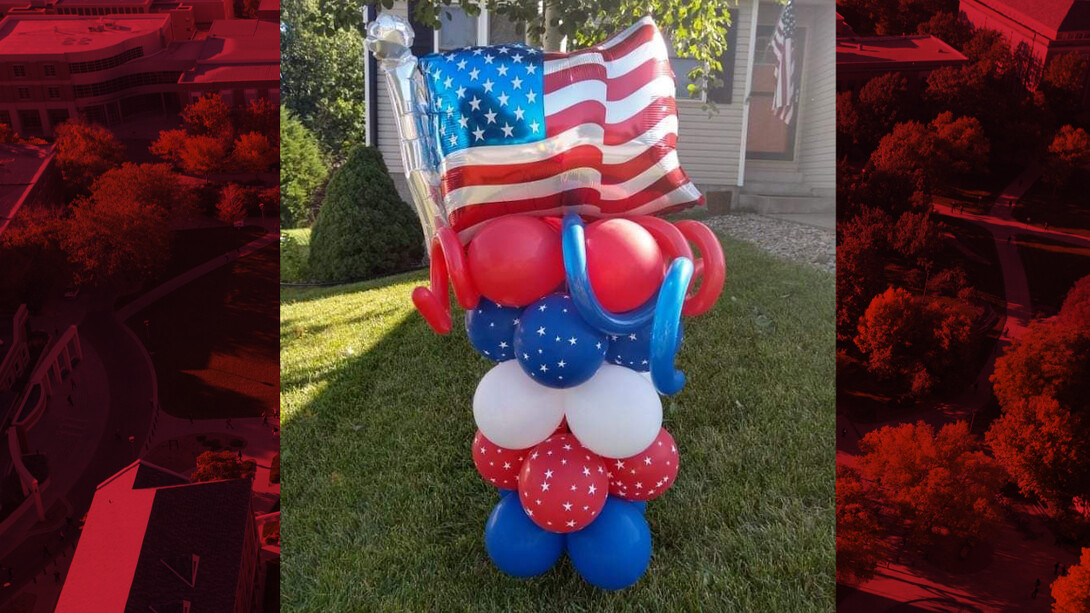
[366,14,725,590]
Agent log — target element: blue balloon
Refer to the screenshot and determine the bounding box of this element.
[607,323,684,372]
[566,498,652,590]
[513,293,607,388]
[561,214,658,334]
[649,257,692,395]
[484,494,565,578]
[465,298,521,362]
[498,488,516,498]
[632,500,647,514]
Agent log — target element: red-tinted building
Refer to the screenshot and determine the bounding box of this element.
[56,461,259,612]
[836,33,969,90]
[959,0,1090,94]
[0,0,232,25]
[0,143,59,236]
[0,13,278,137]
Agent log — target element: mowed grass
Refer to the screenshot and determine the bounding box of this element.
[280,237,835,612]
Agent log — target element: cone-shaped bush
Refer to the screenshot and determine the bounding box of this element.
[308,146,423,282]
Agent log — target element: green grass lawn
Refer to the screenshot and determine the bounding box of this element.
[280,237,835,612]
[281,227,312,283]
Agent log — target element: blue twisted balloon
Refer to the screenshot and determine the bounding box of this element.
[650,257,692,395]
[561,214,657,334]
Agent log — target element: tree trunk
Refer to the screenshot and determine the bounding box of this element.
[542,1,562,51]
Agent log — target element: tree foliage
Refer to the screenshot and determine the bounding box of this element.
[0,206,68,309]
[280,107,328,228]
[61,192,170,289]
[915,11,971,49]
[1042,125,1090,191]
[191,450,256,482]
[54,119,125,196]
[308,146,423,281]
[217,183,249,224]
[1041,53,1089,120]
[837,206,891,340]
[858,421,1004,545]
[836,0,957,36]
[182,94,234,139]
[1052,548,1090,613]
[868,113,988,191]
[855,287,975,397]
[90,163,195,220]
[836,466,885,584]
[232,132,279,174]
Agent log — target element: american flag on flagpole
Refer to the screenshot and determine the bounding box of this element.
[418,17,704,235]
[770,0,798,125]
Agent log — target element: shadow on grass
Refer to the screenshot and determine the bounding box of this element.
[280,238,835,611]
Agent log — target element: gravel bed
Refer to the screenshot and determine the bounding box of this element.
[703,214,835,274]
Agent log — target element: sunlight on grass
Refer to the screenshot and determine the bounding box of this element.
[280,236,835,611]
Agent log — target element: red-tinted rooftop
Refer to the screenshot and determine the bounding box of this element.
[837,34,968,69]
[961,0,1090,38]
[179,18,278,84]
[0,14,168,55]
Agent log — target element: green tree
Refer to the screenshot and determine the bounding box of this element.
[280,107,328,228]
[308,146,423,281]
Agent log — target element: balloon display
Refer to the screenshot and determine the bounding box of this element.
[607,428,680,502]
[467,216,564,307]
[517,434,609,533]
[472,430,528,490]
[585,219,664,313]
[566,498,652,590]
[514,293,607,389]
[465,298,521,362]
[484,494,565,578]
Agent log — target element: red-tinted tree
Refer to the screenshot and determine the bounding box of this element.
[1041,125,1090,191]
[191,450,256,482]
[837,0,957,36]
[239,97,277,139]
[836,465,885,584]
[232,132,278,174]
[53,119,125,195]
[61,193,170,289]
[916,11,972,49]
[1059,275,1090,326]
[1041,53,1089,119]
[217,184,249,224]
[992,318,1090,412]
[181,94,234,139]
[837,207,891,340]
[149,128,188,165]
[179,135,229,175]
[868,114,988,191]
[891,209,941,267]
[1052,548,1090,613]
[855,288,975,397]
[0,206,68,308]
[90,163,195,220]
[929,112,989,175]
[858,421,1004,545]
[986,395,1090,506]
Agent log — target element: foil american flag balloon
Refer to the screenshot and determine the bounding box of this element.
[418,17,704,234]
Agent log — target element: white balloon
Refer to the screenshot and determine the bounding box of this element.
[564,364,663,458]
[473,360,566,450]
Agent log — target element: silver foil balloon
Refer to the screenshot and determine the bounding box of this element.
[365,14,446,242]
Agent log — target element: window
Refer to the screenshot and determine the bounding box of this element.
[17,87,30,99]
[666,13,738,105]
[69,47,144,74]
[745,24,806,161]
[47,108,70,127]
[0,110,11,129]
[73,71,181,98]
[18,110,42,130]
[44,64,56,76]
[13,65,26,78]
[437,6,477,50]
[488,14,524,45]
[48,87,60,99]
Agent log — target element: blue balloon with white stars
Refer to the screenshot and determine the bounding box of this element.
[465,298,521,362]
[513,293,607,388]
[606,323,683,372]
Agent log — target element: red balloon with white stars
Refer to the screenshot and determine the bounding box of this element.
[607,427,679,502]
[518,434,609,533]
[472,430,527,490]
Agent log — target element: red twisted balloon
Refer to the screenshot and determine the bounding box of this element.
[675,220,725,316]
[411,223,480,335]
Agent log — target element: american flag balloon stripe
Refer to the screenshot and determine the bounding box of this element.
[419,16,702,235]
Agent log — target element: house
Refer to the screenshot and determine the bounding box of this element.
[363,0,835,214]
[0,143,59,238]
[836,33,968,89]
[56,461,259,612]
[959,0,1090,96]
[0,13,279,137]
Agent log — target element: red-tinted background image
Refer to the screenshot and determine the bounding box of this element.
[0,1,280,610]
[836,0,1090,611]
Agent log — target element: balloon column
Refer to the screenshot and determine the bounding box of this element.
[366,14,725,590]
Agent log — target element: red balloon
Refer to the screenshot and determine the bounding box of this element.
[472,430,527,490]
[607,427,679,502]
[467,216,565,307]
[518,434,608,533]
[553,417,569,435]
[585,219,664,312]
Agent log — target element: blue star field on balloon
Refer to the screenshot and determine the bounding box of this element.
[465,298,522,362]
[513,293,607,389]
[418,43,546,158]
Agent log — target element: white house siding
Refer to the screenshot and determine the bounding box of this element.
[372,2,749,199]
[673,4,751,193]
[795,0,836,195]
